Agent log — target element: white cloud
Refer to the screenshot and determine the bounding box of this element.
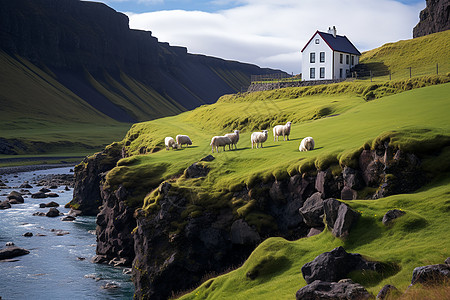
[128,0,425,74]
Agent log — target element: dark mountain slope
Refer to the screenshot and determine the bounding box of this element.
[0,0,280,125]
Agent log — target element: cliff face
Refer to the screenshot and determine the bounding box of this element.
[413,0,450,38]
[0,0,281,122]
[71,140,427,298]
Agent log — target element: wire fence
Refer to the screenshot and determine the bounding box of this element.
[350,63,449,82]
[250,63,449,85]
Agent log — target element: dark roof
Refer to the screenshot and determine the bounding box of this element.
[301,30,361,56]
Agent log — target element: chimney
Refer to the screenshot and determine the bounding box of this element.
[328,26,337,38]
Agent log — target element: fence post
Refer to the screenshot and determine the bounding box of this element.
[409,67,412,78]
[389,71,391,81]
[436,63,439,75]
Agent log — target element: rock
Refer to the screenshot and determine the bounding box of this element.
[413,0,450,38]
[296,279,371,300]
[32,212,46,216]
[410,264,450,286]
[39,188,51,193]
[91,255,109,264]
[45,201,60,207]
[61,216,76,221]
[31,192,47,199]
[46,193,59,198]
[315,170,342,199]
[0,200,11,209]
[123,268,132,275]
[359,150,384,187]
[184,162,210,178]
[109,257,128,267]
[101,282,120,289]
[19,182,33,188]
[7,191,24,203]
[340,186,357,200]
[445,257,450,265]
[342,167,363,190]
[0,246,30,260]
[376,284,400,300]
[68,209,82,217]
[49,185,58,189]
[382,209,406,225]
[299,192,324,227]
[46,207,61,217]
[39,203,46,208]
[230,219,260,245]
[200,155,215,162]
[51,229,70,236]
[301,246,381,284]
[307,227,323,237]
[23,232,33,237]
[77,257,86,261]
[5,242,15,246]
[323,198,360,238]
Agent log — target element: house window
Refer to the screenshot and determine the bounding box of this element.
[339,68,343,78]
[310,52,315,63]
[340,53,343,64]
[320,67,325,79]
[346,55,349,64]
[351,55,355,65]
[315,39,319,44]
[310,68,315,79]
[320,52,325,63]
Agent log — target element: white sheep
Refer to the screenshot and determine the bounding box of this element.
[299,137,315,151]
[210,136,232,153]
[224,130,240,150]
[273,121,292,141]
[164,137,178,150]
[176,135,192,148]
[251,130,268,149]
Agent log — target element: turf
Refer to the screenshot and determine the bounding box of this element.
[102,77,450,298]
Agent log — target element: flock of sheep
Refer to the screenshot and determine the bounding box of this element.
[164,121,315,153]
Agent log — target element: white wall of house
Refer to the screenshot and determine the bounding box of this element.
[333,51,359,79]
[301,32,333,81]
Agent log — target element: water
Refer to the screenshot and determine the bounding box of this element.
[0,167,134,299]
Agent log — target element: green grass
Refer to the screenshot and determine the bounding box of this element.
[360,30,450,80]
[99,78,450,299]
[178,176,450,299]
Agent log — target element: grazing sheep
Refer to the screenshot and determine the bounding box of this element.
[273,121,292,141]
[210,136,232,153]
[251,130,269,149]
[299,137,315,151]
[165,137,177,150]
[224,130,240,150]
[176,135,192,148]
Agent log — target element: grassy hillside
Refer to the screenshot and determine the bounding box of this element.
[98,76,450,297]
[359,30,450,79]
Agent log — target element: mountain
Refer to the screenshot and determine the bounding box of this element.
[413,0,450,38]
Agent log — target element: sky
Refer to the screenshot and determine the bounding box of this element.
[83,0,426,74]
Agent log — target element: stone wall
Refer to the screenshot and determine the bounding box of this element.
[247,79,345,92]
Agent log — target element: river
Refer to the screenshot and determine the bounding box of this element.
[0,167,134,299]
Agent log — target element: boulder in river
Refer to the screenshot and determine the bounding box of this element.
[0,246,30,260]
[45,201,60,207]
[0,200,11,210]
[7,191,24,203]
[46,207,61,217]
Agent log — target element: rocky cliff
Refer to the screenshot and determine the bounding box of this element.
[70,139,429,299]
[413,0,450,38]
[0,0,281,122]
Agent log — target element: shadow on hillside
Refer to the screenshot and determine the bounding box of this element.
[354,62,390,77]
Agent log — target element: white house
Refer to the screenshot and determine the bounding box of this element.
[301,26,361,81]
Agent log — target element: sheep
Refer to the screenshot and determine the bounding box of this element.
[273,121,292,141]
[210,136,232,153]
[224,130,240,150]
[251,130,268,149]
[164,136,178,150]
[299,137,315,151]
[176,135,192,148]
